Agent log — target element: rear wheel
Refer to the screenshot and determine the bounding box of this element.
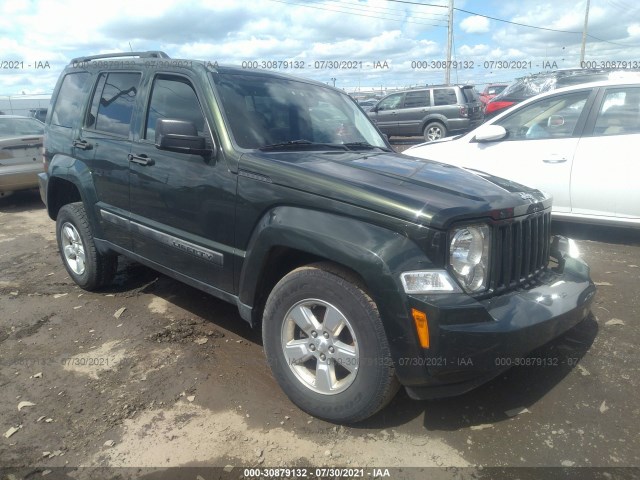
[56,202,117,290]
[423,122,446,142]
[262,263,399,423]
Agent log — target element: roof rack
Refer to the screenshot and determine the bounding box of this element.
[70,51,170,63]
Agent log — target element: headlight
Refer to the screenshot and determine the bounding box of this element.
[449,224,490,293]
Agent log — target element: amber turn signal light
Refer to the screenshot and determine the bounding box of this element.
[411,308,430,348]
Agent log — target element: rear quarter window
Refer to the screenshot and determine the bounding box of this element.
[51,72,90,128]
[433,88,458,106]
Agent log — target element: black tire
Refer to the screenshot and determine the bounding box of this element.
[423,122,447,142]
[56,202,117,290]
[262,263,399,423]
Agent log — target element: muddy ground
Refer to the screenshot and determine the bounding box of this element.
[0,190,639,479]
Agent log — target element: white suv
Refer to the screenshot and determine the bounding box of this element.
[405,79,640,228]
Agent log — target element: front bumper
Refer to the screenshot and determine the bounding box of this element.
[396,248,595,400]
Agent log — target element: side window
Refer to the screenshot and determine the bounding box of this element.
[593,87,640,136]
[51,73,90,127]
[145,76,205,141]
[377,93,404,111]
[86,72,141,137]
[495,91,591,141]
[433,88,457,106]
[403,91,430,108]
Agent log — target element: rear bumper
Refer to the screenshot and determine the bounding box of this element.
[447,117,482,134]
[395,255,595,399]
[0,164,41,193]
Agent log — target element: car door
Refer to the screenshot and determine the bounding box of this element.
[80,71,142,248]
[571,85,640,221]
[465,89,595,212]
[368,92,404,135]
[395,90,429,136]
[129,73,236,293]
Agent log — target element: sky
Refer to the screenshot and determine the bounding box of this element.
[1,0,640,96]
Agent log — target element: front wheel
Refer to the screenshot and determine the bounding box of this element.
[423,122,447,142]
[56,202,117,290]
[262,263,398,423]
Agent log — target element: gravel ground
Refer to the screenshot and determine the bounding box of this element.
[0,189,638,480]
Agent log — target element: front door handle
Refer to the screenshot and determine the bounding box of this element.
[542,158,567,164]
[73,139,92,150]
[128,153,155,166]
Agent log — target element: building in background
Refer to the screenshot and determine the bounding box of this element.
[0,94,51,121]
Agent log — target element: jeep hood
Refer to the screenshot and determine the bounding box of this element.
[243,151,551,229]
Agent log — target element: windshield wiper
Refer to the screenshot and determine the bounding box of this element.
[259,140,348,151]
[342,142,392,152]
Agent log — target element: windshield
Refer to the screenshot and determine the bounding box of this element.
[0,117,44,137]
[211,73,387,150]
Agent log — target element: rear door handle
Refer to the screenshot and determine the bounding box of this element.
[128,153,155,166]
[73,139,92,150]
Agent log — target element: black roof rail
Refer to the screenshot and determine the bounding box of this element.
[70,51,170,63]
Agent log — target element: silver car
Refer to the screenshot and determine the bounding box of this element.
[0,115,44,198]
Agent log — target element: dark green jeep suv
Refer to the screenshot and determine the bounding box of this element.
[39,51,595,423]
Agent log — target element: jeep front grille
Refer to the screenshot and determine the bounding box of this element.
[489,211,551,293]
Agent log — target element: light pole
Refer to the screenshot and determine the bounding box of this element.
[445,0,454,84]
[580,0,591,65]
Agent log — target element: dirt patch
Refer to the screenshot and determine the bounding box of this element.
[62,340,129,380]
[149,319,225,344]
[91,402,469,468]
[12,314,54,340]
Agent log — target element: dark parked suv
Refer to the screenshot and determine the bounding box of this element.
[39,51,595,423]
[368,85,483,141]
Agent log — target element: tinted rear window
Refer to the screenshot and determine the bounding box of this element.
[0,117,44,137]
[486,85,507,95]
[462,88,479,103]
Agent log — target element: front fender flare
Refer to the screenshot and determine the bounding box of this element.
[239,206,436,379]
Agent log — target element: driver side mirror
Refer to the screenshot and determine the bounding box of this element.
[155,119,214,156]
[474,124,507,142]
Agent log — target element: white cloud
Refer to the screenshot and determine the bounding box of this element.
[459,15,490,34]
[458,44,490,56]
[628,24,640,38]
[2,0,640,94]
